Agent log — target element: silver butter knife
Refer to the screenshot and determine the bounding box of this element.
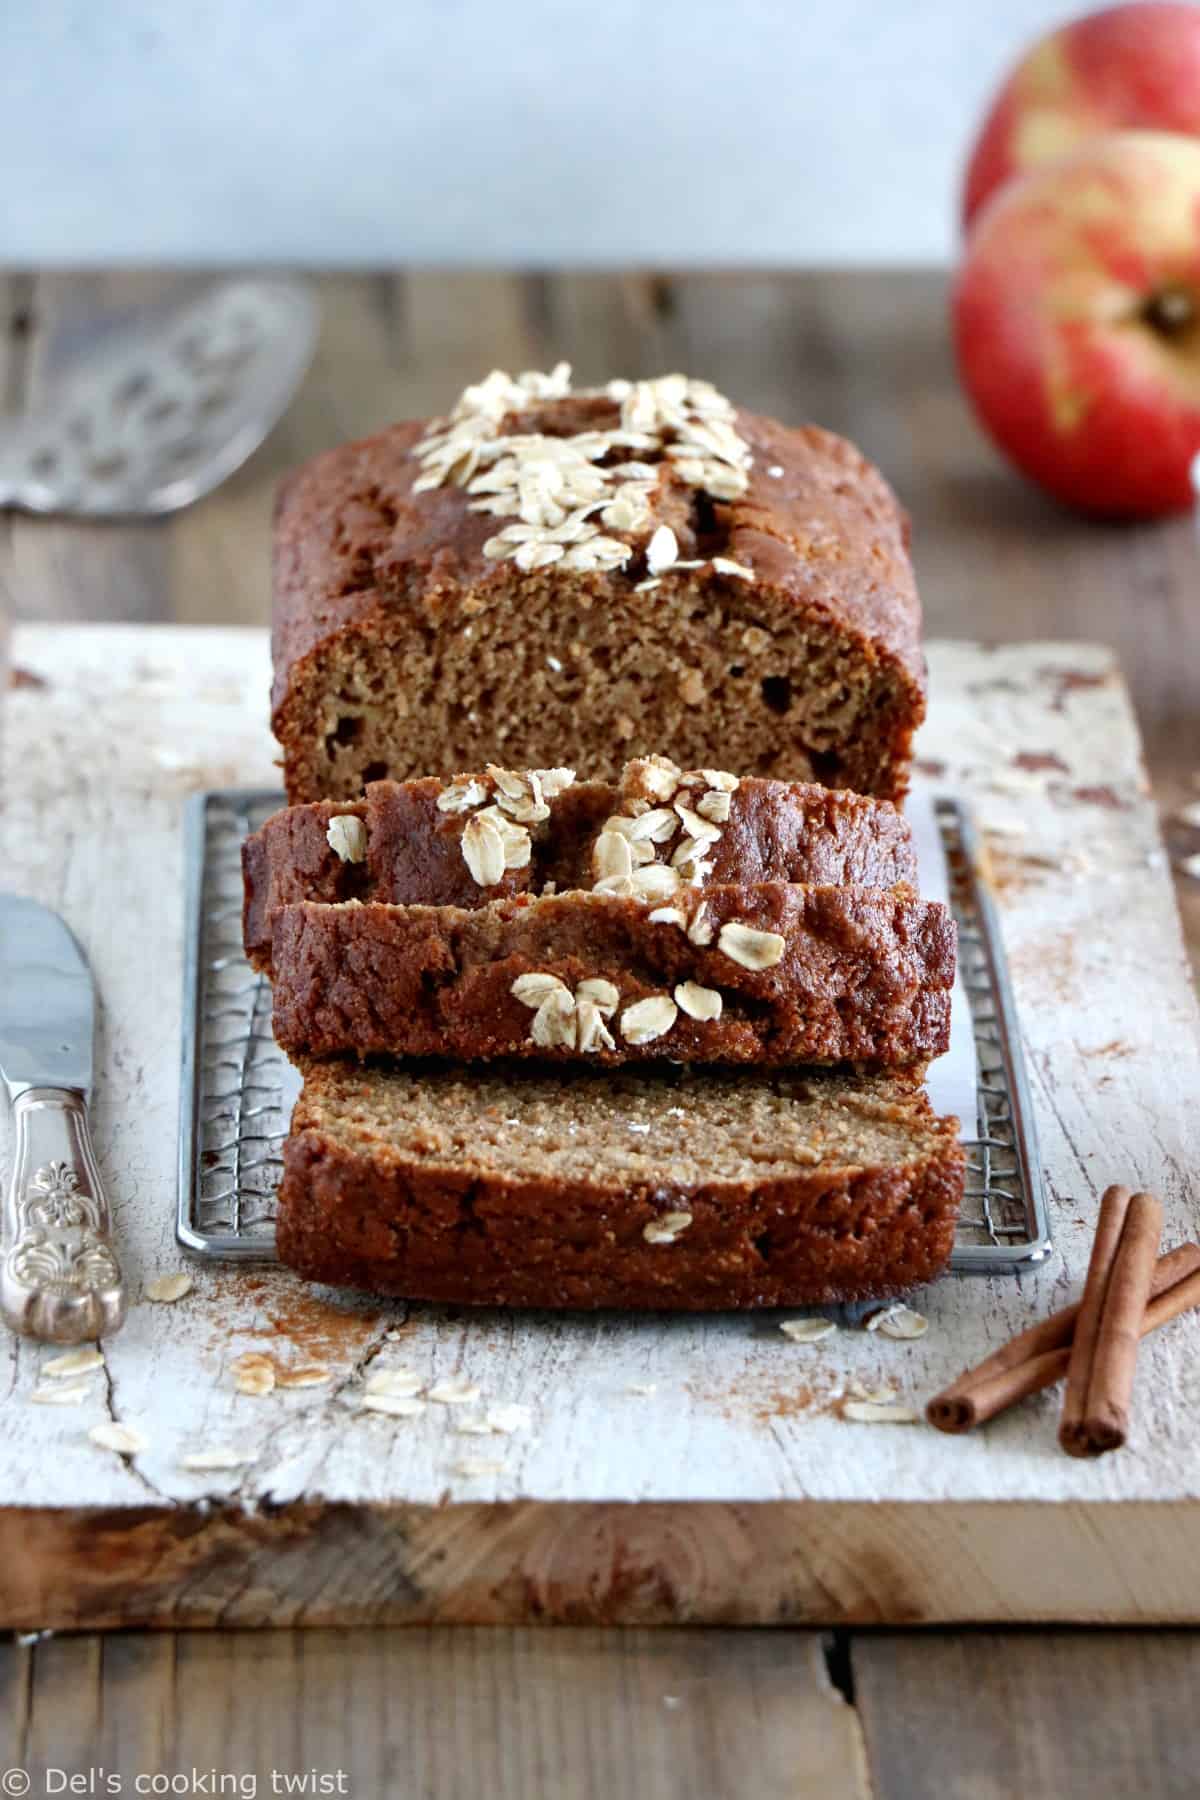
[0,895,126,1341]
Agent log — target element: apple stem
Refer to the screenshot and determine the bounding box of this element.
[1143,285,1197,338]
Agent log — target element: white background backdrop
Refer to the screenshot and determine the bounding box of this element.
[3,0,1096,265]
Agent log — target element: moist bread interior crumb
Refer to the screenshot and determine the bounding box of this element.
[297,1060,943,1187]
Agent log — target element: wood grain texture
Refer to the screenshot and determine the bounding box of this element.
[0,1628,869,1800]
[3,625,1200,1625]
[854,1630,1200,1800]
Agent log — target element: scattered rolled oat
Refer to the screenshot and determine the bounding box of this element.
[41,1346,104,1379]
[695,789,732,823]
[461,811,507,886]
[674,981,722,1022]
[325,815,367,864]
[621,807,679,845]
[841,1400,920,1424]
[530,986,577,1050]
[181,1447,256,1471]
[360,1393,427,1418]
[643,1211,693,1245]
[687,902,714,946]
[621,994,678,1044]
[231,1351,276,1396]
[626,1382,658,1396]
[512,971,571,1009]
[629,864,682,902]
[866,1303,928,1340]
[636,756,684,803]
[429,1375,482,1406]
[778,1319,836,1345]
[437,776,489,814]
[849,1380,900,1403]
[594,828,634,882]
[89,1421,148,1455]
[412,368,752,579]
[674,801,721,846]
[454,1416,495,1436]
[648,906,687,928]
[718,921,786,970]
[646,525,678,575]
[364,1367,424,1399]
[31,1382,93,1405]
[1176,800,1200,829]
[276,1363,333,1389]
[235,1365,276,1397]
[576,997,618,1054]
[145,1271,194,1304]
[533,767,576,798]
[578,977,619,1011]
[711,557,754,580]
[1180,853,1200,880]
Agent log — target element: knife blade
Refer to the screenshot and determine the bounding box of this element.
[0,894,126,1341]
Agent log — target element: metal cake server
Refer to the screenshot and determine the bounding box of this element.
[0,895,126,1341]
[0,276,318,518]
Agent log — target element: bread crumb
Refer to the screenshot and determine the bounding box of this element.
[429,1376,482,1406]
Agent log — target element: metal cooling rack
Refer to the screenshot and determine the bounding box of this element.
[177,789,1052,1273]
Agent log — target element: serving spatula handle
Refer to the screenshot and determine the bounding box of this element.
[1,1087,126,1342]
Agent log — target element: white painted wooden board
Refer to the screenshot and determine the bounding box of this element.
[3,625,1200,1628]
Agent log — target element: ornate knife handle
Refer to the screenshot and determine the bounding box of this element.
[1,1087,126,1342]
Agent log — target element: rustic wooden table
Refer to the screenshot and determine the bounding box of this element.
[3,269,1200,1797]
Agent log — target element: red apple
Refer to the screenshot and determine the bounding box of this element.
[953,130,1200,517]
[964,3,1200,229]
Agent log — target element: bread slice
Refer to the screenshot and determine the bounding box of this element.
[270,371,925,805]
[243,758,918,969]
[268,884,954,1069]
[277,1059,964,1308]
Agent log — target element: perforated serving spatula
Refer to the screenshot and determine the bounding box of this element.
[0,894,126,1342]
[0,276,318,517]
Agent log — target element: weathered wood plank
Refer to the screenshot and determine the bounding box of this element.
[854,1630,1200,1800]
[2,625,1200,1625]
[0,1628,868,1800]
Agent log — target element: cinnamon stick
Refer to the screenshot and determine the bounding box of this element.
[1059,1188,1163,1456]
[1058,1184,1133,1433]
[926,1240,1200,1434]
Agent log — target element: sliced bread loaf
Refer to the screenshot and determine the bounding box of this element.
[243,757,918,968]
[277,1059,964,1308]
[270,369,925,805]
[268,884,954,1069]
